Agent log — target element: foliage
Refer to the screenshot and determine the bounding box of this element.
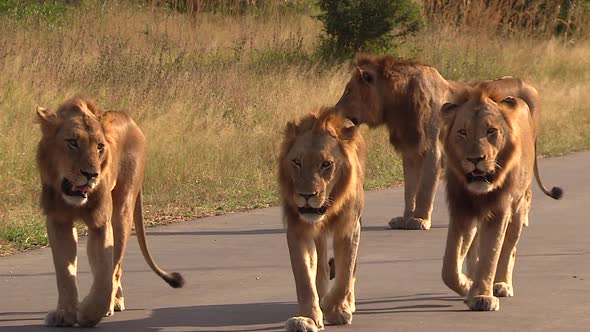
[316,0,425,60]
[0,0,69,22]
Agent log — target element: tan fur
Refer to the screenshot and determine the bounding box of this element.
[279,107,366,331]
[440,84,561,311]
[36,97,184,327]
[336,53,466,230]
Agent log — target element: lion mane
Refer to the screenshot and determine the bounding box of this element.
[440,82,561,312]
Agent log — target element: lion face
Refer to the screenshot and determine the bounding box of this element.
[336,65,384,128]
[37,101,109,206]
[279,110,358,224]
[442,95,523,194]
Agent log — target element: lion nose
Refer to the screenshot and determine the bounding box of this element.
[300,192,318,201]
[467,156,485,165]
[80,169,99,180]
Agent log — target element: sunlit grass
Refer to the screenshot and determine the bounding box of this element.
[0,1,588,254]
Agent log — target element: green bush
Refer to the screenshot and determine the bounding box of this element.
[316,0,425,60]
[0,0,69,22]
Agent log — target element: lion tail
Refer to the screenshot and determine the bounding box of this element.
[533,142,563,200]
[133,189,185,288]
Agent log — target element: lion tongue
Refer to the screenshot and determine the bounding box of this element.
[73,185,90,194]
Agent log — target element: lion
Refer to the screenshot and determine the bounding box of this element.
[278,107,366,332]
[439,82,562,311]
[35,97,184,327]
[335,53,469,230]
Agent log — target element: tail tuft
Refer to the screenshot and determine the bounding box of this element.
[164,272,185,288]
[550,186,563,200]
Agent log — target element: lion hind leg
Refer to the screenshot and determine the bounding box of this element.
[389,155,419,230]
[107,196,134,316]
[411,147,443,230]
[315,234,330,302]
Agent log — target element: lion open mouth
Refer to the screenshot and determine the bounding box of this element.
[466,170,494,184]
[298,205,329,216]
[61,179,90,198]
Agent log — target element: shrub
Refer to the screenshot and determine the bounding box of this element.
[0,0,69,22]
[316,0,425,60]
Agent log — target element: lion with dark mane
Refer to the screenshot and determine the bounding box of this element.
[439,81,562,311]
[36,97,184,327]
[279,107,366,332]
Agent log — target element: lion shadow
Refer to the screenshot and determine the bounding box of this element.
[0,293,463,331]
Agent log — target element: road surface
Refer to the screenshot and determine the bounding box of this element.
[1,152,588,331]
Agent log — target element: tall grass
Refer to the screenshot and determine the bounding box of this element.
[0,1,588,254]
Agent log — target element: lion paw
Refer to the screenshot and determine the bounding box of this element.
[466,295,500,311]
[405,217,431,230]
[114,296,125,311]
[77,298,108,327]
[388,217,431,230]
[285,316,323,332]
[324,308,352,325]
[388,216,407,229]
[45,309,77,327]
[493,282,514,297]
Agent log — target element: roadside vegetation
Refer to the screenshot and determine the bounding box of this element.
[1,0,589,255]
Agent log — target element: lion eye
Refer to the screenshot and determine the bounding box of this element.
[66,139,79,150]
[321,160,333,169]
[97,143,105,152]
[292,158,301,168]
[458,129,467,136]
[487,128,497,135]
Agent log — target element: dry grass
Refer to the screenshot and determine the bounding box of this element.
[0,1,588,254]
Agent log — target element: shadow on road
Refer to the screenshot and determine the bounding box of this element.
[0,293,464,331]
[144,224,450,237]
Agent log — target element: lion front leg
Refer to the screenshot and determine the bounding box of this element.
[285,228,323,332]
[45,219,79,327]
[77,214,115,327]
[494,204,526,298]
[466,211,511,311]
[321,221,360,325]
[442,216,477,297]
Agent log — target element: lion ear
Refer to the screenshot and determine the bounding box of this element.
[440,102,458,124]
[36,106,57,125]
[441,102,458,114]
[357,67,375,84]
[339,118,358,141]
[500,96,518,108]
[284,120,298,140]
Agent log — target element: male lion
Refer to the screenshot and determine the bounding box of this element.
[36,97,184,327]
[279,107,366,332]
[440,83,562,311]
[335,53,467,230]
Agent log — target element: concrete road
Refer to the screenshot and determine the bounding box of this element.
[1,152,588,332]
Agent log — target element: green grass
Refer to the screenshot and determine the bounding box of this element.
[0,1,588,255]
